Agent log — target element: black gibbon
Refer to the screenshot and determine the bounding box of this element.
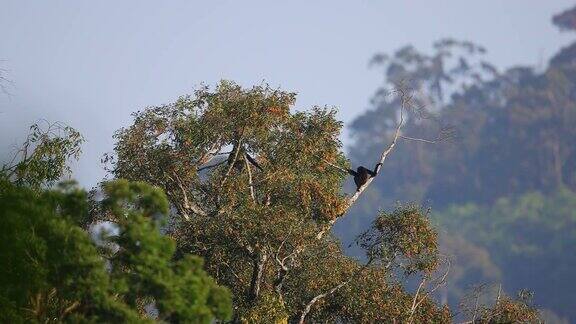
[348,163,382,191]
[228,148,263,172]
[244,153,263,171]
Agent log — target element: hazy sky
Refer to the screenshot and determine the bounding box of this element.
[0,0,573,186]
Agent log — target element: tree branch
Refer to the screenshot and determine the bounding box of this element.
[273,248,289,304]
[399,135,438,144]
[298,258,373,324]
[196,139,223,167]
[345,88,407,208]
[249,252,268,301]
[167,172,207,219]
[196,160,226,172]
[409,256,452,322]
[244,154,256,203]
[219,131,245,189]
[216,129,246,213]
[320,158,350,174]
[316,87,412,240]
[408,278,427,323]
[271,222,303,301]
[299,281,350,324]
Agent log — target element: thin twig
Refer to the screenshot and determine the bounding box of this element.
[320,158,350,174]
[471,291,481,323]
[399,135,438,144]
[410,255,452,318]
[299,258,373,324]
[408,278,427,323]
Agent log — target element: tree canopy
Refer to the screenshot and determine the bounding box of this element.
[0,125,232,323]
[104,80,538,323]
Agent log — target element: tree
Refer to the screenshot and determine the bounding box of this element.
[1,121,84,189]
[0,179,232,323]
[107,80,487,322]
[0,125,232,323]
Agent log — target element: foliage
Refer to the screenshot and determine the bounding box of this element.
[459,286,541,324]
[437,235,501,306]
[357,205,439,275]
[107,80,450,322]
[1,121,84,189]
[0,179,139,323]
[0,177,232,323]
[476,295,540,324]
[100,179,233,323]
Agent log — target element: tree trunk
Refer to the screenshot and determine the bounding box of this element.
[249,253,267,301]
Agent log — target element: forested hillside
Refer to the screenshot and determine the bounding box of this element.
[335,6,576,322]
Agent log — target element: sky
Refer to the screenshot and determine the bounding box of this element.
[0,0,574,187]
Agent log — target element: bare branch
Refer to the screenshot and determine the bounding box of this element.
[472,290,481,323]
[167,172,207,219]
[400,125,456,144]
[270,220,308,303]
[299,281,350,324]
[346,87,408,206]
[61,301,80,317]
[399,135,438,144]
[273,242,290,302]
[299,259,373,324]
[316,87,412,240]
[408,278,427,323]
[410,255,452,320]
[320,158,350,174]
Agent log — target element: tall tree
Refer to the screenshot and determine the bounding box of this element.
[108,80,536,322]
